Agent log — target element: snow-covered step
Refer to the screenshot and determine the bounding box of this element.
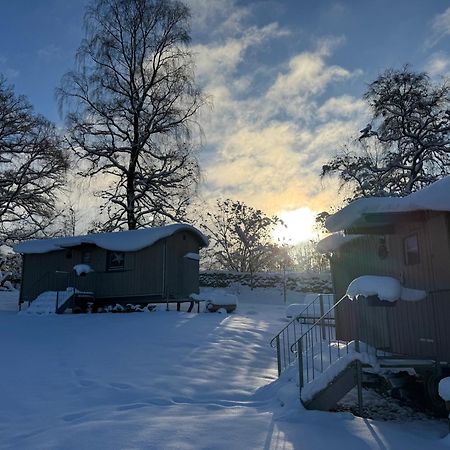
[302,361,359,411]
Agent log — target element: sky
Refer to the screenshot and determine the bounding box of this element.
[1,0,450,237]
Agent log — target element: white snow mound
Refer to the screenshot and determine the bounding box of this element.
[73,264,93,276]
[346,276,426,302]
[191,291,238,306]
[439,377,450,401]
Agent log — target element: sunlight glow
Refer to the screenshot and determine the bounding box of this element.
[272,207,317,245]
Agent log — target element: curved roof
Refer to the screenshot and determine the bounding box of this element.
[326,176,450,232]
[14,224,209,255]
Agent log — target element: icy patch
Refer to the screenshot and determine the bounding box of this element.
[346,276,426,302]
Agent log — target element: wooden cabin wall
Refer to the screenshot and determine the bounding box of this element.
[21,241,166,302]
[333,212,450,361]
[165,232,201,298]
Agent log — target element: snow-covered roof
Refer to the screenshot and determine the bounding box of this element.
[316,233,364,253]
[326,176,450,232]
[14,224,208,255]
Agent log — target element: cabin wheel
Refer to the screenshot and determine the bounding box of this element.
[424,372,446,414]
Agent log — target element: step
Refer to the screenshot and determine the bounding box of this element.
[303,362,358,411]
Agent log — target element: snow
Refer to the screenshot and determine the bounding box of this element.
[316,233,364,253]
[0,287,448,449]
[326,175,450,232]
[21,288,76,315]
[300,342,378,403]
[13,223,208,254]
[346,276,427,302]
[191,290,238,306]
[439,377,450,401]
[184,252,200,260]
[73,264,93,276]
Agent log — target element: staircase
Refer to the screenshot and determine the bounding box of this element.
[271,294,443,412]
[271,294,377,412]
[270,294,335,376]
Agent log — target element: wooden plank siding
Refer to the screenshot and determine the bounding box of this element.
[332,212,450,362]
[19,231,202,304]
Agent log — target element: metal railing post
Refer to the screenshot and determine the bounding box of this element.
[55,291,59,313]
[355,339,363,415]
[276,335,282,377]
[298,338,304,401]
[319,294,325,340]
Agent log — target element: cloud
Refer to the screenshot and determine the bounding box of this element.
[426,52,450,78]
[191,8,366,216]
[37,44,63,61]
[193,23,288,86]
[0,56,19,80]
[187,0,251,36]
[428,7,450,47]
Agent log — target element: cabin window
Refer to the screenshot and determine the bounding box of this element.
[82,250,92,264]
[404,234,420,265]
[106,251,125,271]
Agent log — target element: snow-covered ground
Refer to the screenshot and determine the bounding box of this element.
[0,286,448,449]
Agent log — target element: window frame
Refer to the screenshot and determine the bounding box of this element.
[106,250,126,272]
[403,233,420,266]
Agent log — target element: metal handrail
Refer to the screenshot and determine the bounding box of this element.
[269,294,321,348]
[290,294,348,354]
[270,293,335,376]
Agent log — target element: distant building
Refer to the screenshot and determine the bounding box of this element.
[15,224,208,311]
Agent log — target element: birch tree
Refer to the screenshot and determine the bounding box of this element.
[58,0,204,230]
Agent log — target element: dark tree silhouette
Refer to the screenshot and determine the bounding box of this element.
[0,76,68,242]
[201,199,282,286]
[323,67,450,200]
[58,0,204,230]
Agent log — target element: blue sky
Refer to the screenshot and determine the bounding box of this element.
[1,0,450,224]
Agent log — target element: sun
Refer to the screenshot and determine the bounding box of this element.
[272,208,317,245]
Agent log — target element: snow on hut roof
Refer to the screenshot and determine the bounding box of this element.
[326,176,450,232]
[316,233,365,253]
[14,224,209,255]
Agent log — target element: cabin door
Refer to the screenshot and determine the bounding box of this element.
[180,256,199,297]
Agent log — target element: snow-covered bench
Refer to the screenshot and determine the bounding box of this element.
[190,291,238,314]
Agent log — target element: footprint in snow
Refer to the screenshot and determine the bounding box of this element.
[109,382,132,390]
[62,411,88,423]
[79,379,96,387]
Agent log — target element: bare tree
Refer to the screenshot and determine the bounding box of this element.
[58,0,204,230]
[322,67,450,200]
[202,199,282,287]
[0,76,68,243]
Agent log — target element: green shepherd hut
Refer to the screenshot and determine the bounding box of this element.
[14,224,208,312]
